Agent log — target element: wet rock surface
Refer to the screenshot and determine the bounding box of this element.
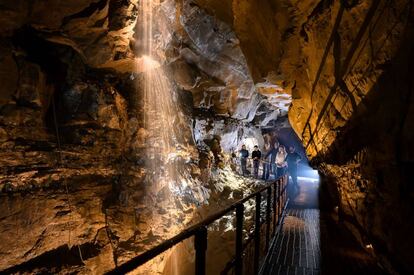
[197,0,414,273]
[0,0,413,274]
[0,0,283,273]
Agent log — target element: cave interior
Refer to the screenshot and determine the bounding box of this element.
[0,0,413,274]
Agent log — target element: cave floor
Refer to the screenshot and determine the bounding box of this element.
[263,178,386,275]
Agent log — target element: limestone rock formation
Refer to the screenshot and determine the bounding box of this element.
[0,0,413,274]
[0,0,284,273]
[196,1,414,272]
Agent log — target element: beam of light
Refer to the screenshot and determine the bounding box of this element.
[141,55,162,70]
[138,0,209,216]
[297,176,320,183]
[138,0,179,185]
[135,1,195,272]
[243,137,259,152]
[297,164,320,180]
[134,2,213,273]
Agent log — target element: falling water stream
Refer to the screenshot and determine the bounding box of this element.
[138,0,208,202]
[139,0,180,192]
[134,1,211,274]
[135,1,182,273]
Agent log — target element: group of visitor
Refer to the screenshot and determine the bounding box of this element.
[238,143,302,188]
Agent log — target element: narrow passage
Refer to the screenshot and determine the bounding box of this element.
[264,177,385,274]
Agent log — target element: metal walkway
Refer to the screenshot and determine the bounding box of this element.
[262,177,385,275]
[265,208,320,274]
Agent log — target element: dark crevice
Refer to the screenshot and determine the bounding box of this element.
[11,26,71,135]
[341,0,360,9]
[308,0,334,20]
[0,242,102,274]
[62,0,109,26]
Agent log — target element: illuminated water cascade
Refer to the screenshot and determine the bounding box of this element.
[139,0,180,192]
[134,1,212,274]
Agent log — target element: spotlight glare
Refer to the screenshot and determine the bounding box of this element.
[365,244,373,249]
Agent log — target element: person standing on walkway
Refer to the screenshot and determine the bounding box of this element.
[266,142,279,178]
[262,142,278,180]
[261,143,271,180]
[239,145,249,176]
[271,141,279,177]
[286,146,302,189]
[275,145,288,178]
[252,145,262,178]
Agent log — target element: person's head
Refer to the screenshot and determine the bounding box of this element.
[279,145,285,152]
[274,141,279,149]
[242,145,246,150]
[254,145,259,151]
[289,146,295,153]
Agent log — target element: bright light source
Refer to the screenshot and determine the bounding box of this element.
[298,166,319,180]
[309,169,319,178]
[136,55,162,73]
[142,55,161,70]
[243,137,259,152]
[365,244,373,249]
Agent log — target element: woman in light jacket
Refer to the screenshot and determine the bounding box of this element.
[275,145,288,178]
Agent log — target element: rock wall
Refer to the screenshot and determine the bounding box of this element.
[174,0,412,272]
[282,0,414,273]
[196,0,414,272]
[0,0,285,273]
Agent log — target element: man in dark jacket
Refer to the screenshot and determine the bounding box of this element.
[261,144,271,180]
[252,145,262,178]
[286,146,302,189]
[239,145,249,176]
[263,142,278,179]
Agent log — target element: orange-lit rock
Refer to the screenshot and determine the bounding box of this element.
[0,0,413,274]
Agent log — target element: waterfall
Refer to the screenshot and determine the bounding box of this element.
[138,0,180,192]
[134,2,206,273]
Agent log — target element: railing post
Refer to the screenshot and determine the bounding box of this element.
[281,177,285,208]
[279,179,283,222]
[265,187,271,251]
[273,181,277,236]
[235,204,244,275]
[276,180,281,225]
[254,193,261,274]
[194,226,208,275]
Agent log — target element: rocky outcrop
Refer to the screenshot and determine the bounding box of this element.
[164,0,292,125]
[0,0,288,273]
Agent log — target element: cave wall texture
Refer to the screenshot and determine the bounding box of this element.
[0,0,413,274]
[196,0,414,273]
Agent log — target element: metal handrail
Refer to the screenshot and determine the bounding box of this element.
[234,156,277,164]
[303,0,383,152]
[221,183,289,275]
[105,175,289,275]
[306,0,390,151]
[315,0,411,154]
[302,0,411,158]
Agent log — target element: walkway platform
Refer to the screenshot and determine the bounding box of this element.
[263,177,385,275]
